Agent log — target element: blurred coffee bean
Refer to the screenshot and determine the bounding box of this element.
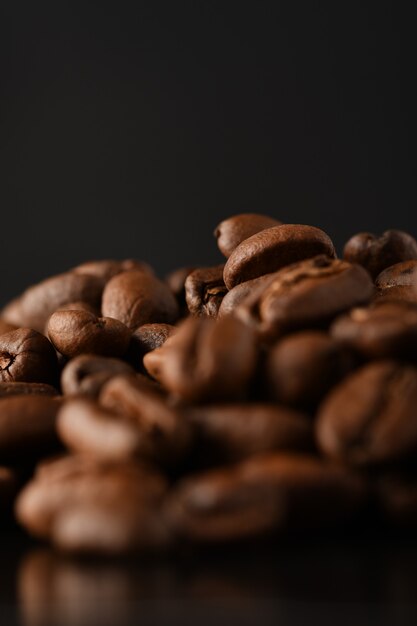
[316,361,417,466]
[187,404,312,462]
[218,275,272,317]
[214,213,282,258]
[102,270,179,330]
[185,265,227,317]
[47,310,131,359]
[0,319,18,335]
[143,316,258,403]
[61,354,135,397]
[331,301,417,360]
[266,331,355,408]
[223,224,336,289]
[1,272,104,332]
[165,266,195,314]
[0,382,58,398]
[72,258,153,281]
[343,230,417,279]
[374,260,417,303]
[0,328,58,384]
[236,256,374,342]
[377,474,417,525]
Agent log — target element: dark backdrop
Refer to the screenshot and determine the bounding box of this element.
[1,1,416,305]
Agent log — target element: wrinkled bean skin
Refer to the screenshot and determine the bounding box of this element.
[185,265,227,317]
[316,361,417,466]
[102,270,179,330]
[0,329,58,384]
[187,404,312,462]
[236,256,374,341]
[0,382,58,398]
[223,224,336,290]
[266,331,355,409]
[166,453,365,542]
[60,355,135,397]
[47,310,132,359]
[214,213,282,258]
[143,316,258,403]
[331,302,417,360]
[343,230,417,279]
[1,272,104,333]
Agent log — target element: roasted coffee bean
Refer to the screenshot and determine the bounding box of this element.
[102,270,179,330]
[187,404,312,462]
[61,354,135,397]
[374,285,417,305]
[165,266,195,313]
[0,319,18,335]
[57,399,146,462]
[266,331,355,408]
[47,310,131,359]
[214,213,282,258]
[185,265,227,317]
[0,382,58,398]
[166,453,365,541]
[374,260,417,303]
[0,396,62,463]
[72,258,153,281]
[16,455,170,552]
[1,272,104,332]
[331,301,417,360]
[144,316,258,403]
[218,275,272,317]
[236,256,374,342]
[0,466,18,510]
[316,361,417,466]
[0,328,58,384]
[343,230,417,279]
[223,224,336,290]
[100,375,192,463]
[131,323,177,356]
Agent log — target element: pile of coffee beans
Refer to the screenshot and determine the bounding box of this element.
[1,214,417,555]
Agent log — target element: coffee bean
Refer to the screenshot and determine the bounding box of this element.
[316,361,417,466]
[166,453,365,541]
[331,301,417,360]
[130,323,177,356]
[374,260,417,303]
[214,213,282,258]
[266,331,355,408]
[343,230,417,279]
[143,316,258,403]
[165,266,195,314]
[47,310,132,359]
[236,256,374,341]
[0,328,58,384]
[0,382,59,398]
[72,258,153,281]
[0,396,62,463]
[0,319,18,335]
[185,265,227,317]
[61,354,135,397]
[1,272,104,332]
[187,404,312,462]
[102,270,179,330]
[223,224,336,290]
[218,275,272,317]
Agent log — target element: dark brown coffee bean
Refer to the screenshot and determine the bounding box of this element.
[61,354,135,397]
[214,213,282,258]
[374,260,417,303]
[166,453,365,541]
[57,399,146,461]
[223,224,336,290]
[343,230,417,279]
[16,456,170,552]
[187,404,312,461]
[131,323,177,355]
[72,258,153,281]
[0,329,58,384]
[218,275,272,317]
[184,265,227,318]
[316,361,417,466]
[0,319,18,335]
[165,266,195,314]
[374,285,417,305]
[0,382,58,398]
[266,331,354,408]
[143,316,258,403]
[236,256,374,342]
[47,310,131,359]
[102,270,179,330]
[1,272,105,333]
[100,375,192,463]
[0,396,62,463]
[331,301,417,360]
[0,466,18,510]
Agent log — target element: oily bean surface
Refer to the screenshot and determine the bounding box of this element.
[214,213,282,258]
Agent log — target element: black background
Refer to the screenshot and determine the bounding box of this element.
[1,1,416,305]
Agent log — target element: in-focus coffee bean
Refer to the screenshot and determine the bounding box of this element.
[344,230,417,279]
[184,265,227,317]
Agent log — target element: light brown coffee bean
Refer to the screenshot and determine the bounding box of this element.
[344,230,417,279]
[61,355,135,397]
[0,319,18,335]
[185,265,227,317]
[316,361,417,466]
[102,270,179,330]
[143,316,258,403]
[214,213,282,258]
[0,328,58,384]
[223,224,336,290]
[47,310,131,359]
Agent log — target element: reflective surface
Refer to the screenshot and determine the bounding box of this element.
[1,527,417,626]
